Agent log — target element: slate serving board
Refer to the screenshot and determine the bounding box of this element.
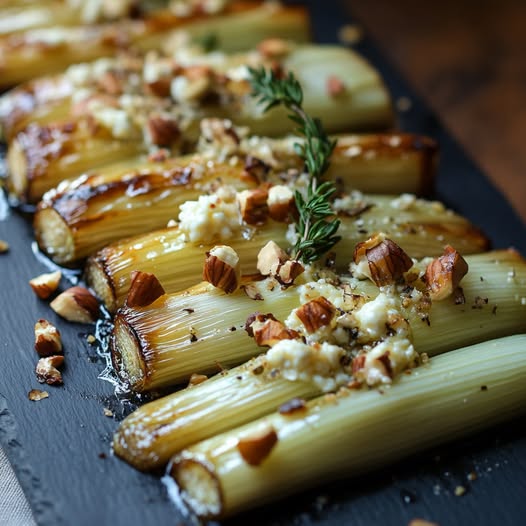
[1,1,525,525]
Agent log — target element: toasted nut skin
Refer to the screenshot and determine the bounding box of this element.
[257,241,289,276]
[296,296,336,333]
[326,75,346,97]
[237,425,278,466]
[276,259,304,286]
[252,318,299,347]
[203,245,240,294]
[29,270,62,299]
[188,373,208,387]
[36,355,64,385]
[425,245,469,300]
[126,271,165,308]
[237,187,269,225]
[244,156,271,184]
[34,319,62,356]
[146,115,180,147]
[50,286,99,324]
[354,235,413,286]
[257,38,291,58]
[267,184,296,222]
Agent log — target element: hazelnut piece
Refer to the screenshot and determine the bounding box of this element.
[237,187,269,225]
[203,245,240,294]
[34,319,62,356]
[50,286,99,323]
[36,355,64,385]
[237,425,278,466]
[296,296,336,333]
[126,271,165,308]
[425,245,469,300]
[29,270,62,300]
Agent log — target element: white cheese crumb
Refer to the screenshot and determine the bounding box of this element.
[266,340,351,392]
[178,190,242,243]
[390,193,417,210]
[353,293,398,340]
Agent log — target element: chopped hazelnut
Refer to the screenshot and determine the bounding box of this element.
[257,38,290,58]
[425,245,469,301]
[103,408,114,417]
[29,270,62,299]
[276,259,304,286]
[28,389,49,401]
[34,319,62,356]
[188,373,208,387]
[203,245,240,294]
[244,156,270,184]
[237,187,269,225]
[267,185,296,222]
[36,355,64,385]
[250,316,299,347]
[126,271,165,308]
[237,425,278,466]
[97,71,124,95]
[353,234,413,286]
[257,241,289,276]
[50,286,99,323]
[242,284,263,301]
[326,75,346,97]
[146,115,180,147]
[296,296,336,333]
[0,240,9,253]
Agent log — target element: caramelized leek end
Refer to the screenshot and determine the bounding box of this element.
[111,250,526,394]
[168,334,526,519]
[6,42,392,203]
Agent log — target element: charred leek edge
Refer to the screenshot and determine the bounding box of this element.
[87,192,485,312]
[33,158,256,264]
[0,2,309,87]
[167,334,526,519]
[112,250,526,393]
[6,43,392,202]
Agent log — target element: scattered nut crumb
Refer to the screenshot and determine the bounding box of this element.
[103,408,113,417]
[86,334,96,344]
[467,471,478,481]
[35,355,64,385]
[28,389,49,401]
[34,319,62,356]
[454,485,467,497]
[0,240,9,253]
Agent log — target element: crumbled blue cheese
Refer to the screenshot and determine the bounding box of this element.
[390,193,417,210]
[353,292,398,340]
[266,340,351,392]
[91,107,136,139]
[358,337,417,386]
[177,188,242,243]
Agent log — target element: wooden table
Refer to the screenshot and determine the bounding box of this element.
[346,0,526,225]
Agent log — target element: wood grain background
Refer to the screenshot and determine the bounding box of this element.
[345,0,526,225]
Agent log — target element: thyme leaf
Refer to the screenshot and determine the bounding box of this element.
[249,67,340,263]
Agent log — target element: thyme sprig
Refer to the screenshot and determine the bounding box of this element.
[248,67,340,264]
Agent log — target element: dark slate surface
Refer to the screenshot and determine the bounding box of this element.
[1,1,525,525]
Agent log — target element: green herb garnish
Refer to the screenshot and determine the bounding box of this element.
[248,67,340,264]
